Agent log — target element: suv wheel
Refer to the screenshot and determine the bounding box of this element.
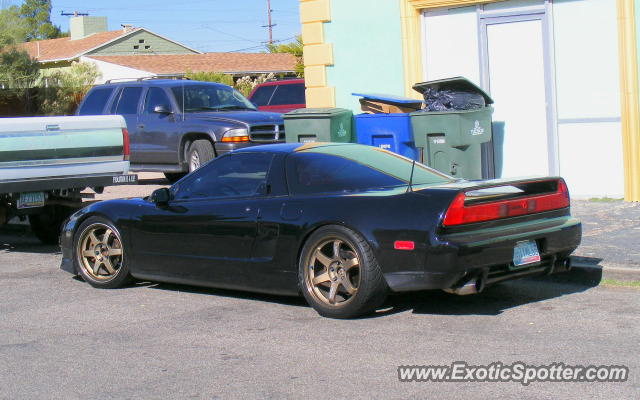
[188,140,214,172]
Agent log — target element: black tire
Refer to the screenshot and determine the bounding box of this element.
[188,140,215,172]
[298,225,387,319]
[73,216,132,289]
[164,172,186,183]
[29,205,74,245]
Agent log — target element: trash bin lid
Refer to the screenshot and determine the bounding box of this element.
[412,77,493,104]
[283,107,351,118]
[351,92,423,106]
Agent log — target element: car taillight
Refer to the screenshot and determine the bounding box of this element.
[122,128,130,161]
[443,179,570,226]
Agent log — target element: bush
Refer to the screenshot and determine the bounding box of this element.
[40,61,101,115]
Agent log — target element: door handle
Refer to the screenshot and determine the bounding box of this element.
[137,124,145,129]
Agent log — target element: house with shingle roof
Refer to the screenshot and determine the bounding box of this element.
[19,16,296,84]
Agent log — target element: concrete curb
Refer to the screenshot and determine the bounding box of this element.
[570,261,640,282]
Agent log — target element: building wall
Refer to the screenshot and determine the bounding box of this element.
[86,30,198,56]
[323,0,406,112]
[80,57,154,84]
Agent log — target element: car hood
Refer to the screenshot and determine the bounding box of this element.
[185,111,283,125]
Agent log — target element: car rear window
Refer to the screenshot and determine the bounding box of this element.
[250,85,276,106]
[287,144,453,195]
[115,87,143,115]
[270,83,305,106]
[78,88,113,115]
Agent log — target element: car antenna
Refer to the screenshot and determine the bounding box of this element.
[407,160,416,193]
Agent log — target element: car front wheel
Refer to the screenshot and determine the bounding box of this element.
[299,225,387,319]
[188,140,214,172]
[73,216,132,288]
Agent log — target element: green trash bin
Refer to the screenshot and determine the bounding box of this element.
[283,108,353,143]
[410,77,493,180]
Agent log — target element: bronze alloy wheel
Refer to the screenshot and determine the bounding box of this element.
[304,238,361,306]
[77,223,124,281]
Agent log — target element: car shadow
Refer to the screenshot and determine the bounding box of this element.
[379,269,602,317]
[0,228,60,254]
[147,282,308,308]
[140,268,602,319]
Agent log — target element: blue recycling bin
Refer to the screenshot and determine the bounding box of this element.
[352,93,421,160]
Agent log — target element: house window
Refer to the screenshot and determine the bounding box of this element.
[144,45,150,49]
[133,45,139,50]
[139,39,145,43]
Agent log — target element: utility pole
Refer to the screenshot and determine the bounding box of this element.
[262,0,277,45]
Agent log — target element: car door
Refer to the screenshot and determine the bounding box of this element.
[112,86,144,163]
[130,152,275,288]
[136,87,180,165]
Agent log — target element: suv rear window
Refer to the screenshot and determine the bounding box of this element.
[250,86,276,106]
[78,88,113,115]
[270,83,305,105]
[115,87,143,115]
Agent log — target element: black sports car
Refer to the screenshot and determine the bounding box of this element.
[60,143,581,318]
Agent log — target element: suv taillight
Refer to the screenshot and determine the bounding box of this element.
[122,128,130,161]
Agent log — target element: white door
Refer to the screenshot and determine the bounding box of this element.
[482,16,554,178]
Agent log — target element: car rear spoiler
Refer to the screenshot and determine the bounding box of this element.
[428,177,571,226]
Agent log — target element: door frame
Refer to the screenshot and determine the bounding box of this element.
[478,5,559,175]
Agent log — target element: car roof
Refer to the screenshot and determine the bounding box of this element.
[255,79,305,88]
[235,142,356,154]
[94,79,233,89]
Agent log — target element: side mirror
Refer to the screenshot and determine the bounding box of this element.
[151,188,170,205]
[153,104,172,114]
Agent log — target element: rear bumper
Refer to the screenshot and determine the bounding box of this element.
[385,215,582,292]
[0,172,137,194]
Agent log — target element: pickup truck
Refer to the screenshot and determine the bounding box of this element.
[0,115,137,244]
[77,79,285,182]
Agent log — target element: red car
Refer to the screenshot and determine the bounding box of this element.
[248,79,306,113]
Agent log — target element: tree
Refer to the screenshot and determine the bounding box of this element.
[267,36,304,77]
[40,62,101,115]
[19,0,65,41]
[0,47,39,88]
[184,70,234,86]
[0,6,29,47]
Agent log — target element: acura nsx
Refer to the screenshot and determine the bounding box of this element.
[60,143,581,318]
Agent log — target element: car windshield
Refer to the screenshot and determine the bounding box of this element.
[289,144,454,194]
[171,84,256,112]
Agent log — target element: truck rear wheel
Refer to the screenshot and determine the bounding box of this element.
[29,205,74,245]
[188,140,214,172]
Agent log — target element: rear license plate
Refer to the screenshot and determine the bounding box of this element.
[17,191,45,209]
[512,240,541,267]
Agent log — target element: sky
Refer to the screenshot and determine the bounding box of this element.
[9,0,302,53]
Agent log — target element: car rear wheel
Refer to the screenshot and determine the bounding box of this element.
[29,205,74,245]
[188,140,214,172]
[299,225,387,319]
[164,172,186,183]
[73,216,132,288]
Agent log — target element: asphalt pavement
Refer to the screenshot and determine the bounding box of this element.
[0,230,638,399]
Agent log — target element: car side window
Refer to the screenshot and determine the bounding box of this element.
[250,86,276,106]
[115,87,142,115]
[78,88,113,115]
[286,152,404,195]
[144,87,172,114]
[270,83,305,106]
[173,153,274,200]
